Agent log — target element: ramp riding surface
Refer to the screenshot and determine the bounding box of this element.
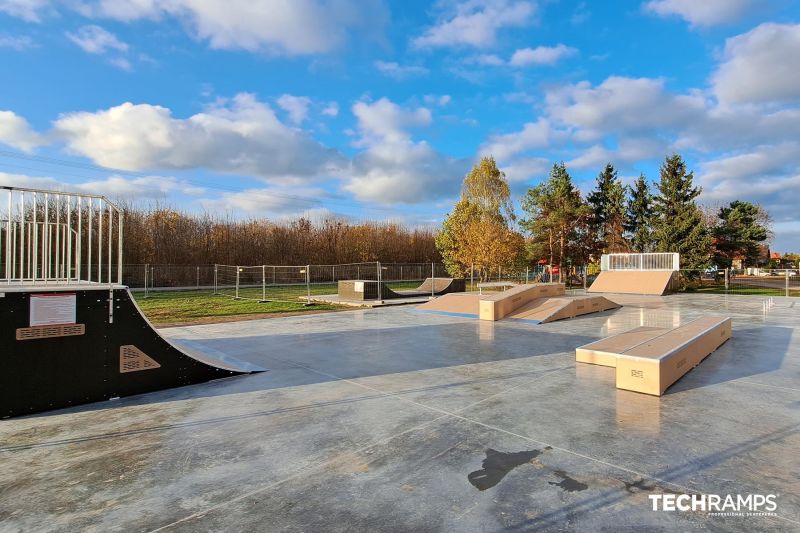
[417,285,620,324]
[588,270,676,295]
[0,286,262,417]
[506,295,620,324]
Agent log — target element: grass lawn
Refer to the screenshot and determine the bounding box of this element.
[693,286,800,297]
[133,290,343,326]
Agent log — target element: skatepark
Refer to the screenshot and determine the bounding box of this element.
[1,187,798,531]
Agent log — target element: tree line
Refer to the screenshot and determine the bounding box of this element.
[438,154,772,279]
[121,208,441,266]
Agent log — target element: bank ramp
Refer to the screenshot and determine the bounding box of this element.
[588,270,677,296]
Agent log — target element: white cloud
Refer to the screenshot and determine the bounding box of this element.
[480,118,553,160]
[78,0,388,55]
[0,0,50,22]
[109,57,134,71]
[374,61,429,79]
[0,171,203,200]
[199,185,333,218]
[464,53,505,66]
[644,0,759,27]
[545,76,705,139]
[711,23,800,106]
[698,143,800,186]
[509,44,577,66]
[321,102,339,117]
[0,34,35,50]
[500,156,549,184]
[412,0,536,49]
[276,94,311,125]
[424,94,451,106]
[351,97,432,144]
[566,137,669,169]
[66,25,129,54]
[53,93,346,182]
[77,174,206,198]
[0,110,46,152]
[346,98,467,203]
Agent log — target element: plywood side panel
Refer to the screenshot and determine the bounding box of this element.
[616,317,732,395]
[478,283,565,321]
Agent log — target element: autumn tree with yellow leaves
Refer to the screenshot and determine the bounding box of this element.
[436,157,526,279]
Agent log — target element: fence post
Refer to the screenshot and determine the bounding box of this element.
[525,266,529,284]
[583,265,587,290]
[214,264,218,295]
[724,268,729,292]
[196,266,200,289]
[431,262,435,296]
[144,263,148,298]
[306,264,311,304]
[262,264,266,301]
[786,269,790,298]
[235,267,240,299]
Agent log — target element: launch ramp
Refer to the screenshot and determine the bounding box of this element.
[417,283,620,324]
[507,295,620,324]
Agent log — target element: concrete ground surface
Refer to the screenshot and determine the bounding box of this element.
[1,293,798,532]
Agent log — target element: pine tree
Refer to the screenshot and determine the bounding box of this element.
[587,163,627,253]
[712,201,770,268]
[520,162,589,273]
[651,154,711,270]
[625,174,653,253]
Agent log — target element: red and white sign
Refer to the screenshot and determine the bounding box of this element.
[29,293,77,327]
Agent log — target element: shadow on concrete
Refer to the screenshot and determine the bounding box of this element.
[666,325,793,395]
[19,321,592,419]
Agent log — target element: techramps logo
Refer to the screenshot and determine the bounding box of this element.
[649,493,779,518]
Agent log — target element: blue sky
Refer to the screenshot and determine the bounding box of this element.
[1,0,799,251]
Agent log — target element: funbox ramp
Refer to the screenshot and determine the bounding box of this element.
[575,316,732,396]
[338,278,465,301]
[1,287,263,418]
[587,270,677,296]
[417,283,620,324]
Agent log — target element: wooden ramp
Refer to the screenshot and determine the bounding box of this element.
[507,295,620,324]
[478,283,565,321]
[588,270,676,295]
[416,292,481,318]
[575,316,732,396]
[417,284,620,325]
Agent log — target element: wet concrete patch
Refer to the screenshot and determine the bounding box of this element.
[547,470,588,492]
[468,448,548,491]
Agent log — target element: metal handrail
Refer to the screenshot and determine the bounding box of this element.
[1,186,123,286]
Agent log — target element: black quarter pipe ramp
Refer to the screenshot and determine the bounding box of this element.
[1,286,262,418]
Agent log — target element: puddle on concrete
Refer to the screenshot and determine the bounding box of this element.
[468,448,544,491]
[547,470,588,492]
[624,478,655,493]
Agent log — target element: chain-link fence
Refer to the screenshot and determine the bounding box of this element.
[212,262,456,303]
[123,262,596,300]
[678,268,799,297]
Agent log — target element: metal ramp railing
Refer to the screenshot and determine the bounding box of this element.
[1,186,123,286]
